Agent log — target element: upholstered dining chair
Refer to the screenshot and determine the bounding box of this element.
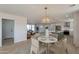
[50,33,58,39]
[60,37,76,54]
[63,38,76,54]
[33,33,40,39]
[30,38,46,54]
[49,38,67,54]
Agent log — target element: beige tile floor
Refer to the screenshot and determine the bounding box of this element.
[0,36,79,54]
[0,39,31,54]
[2,38,14,46]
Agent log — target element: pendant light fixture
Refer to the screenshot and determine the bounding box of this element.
[42,7,50,24]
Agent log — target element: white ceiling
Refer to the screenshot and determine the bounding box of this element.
[0,4,79,24]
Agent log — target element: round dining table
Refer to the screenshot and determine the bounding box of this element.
[38,36,58,53]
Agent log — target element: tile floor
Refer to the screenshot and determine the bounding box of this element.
[0,36,79,54]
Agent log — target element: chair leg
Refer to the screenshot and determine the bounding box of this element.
[30,48,32,54]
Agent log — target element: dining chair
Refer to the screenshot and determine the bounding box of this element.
[63,37,76,54]
[65,43,76,54]
[49,39,67,54]
[30,38,46,54]
[33,33,40,38]
[50,33,58,39]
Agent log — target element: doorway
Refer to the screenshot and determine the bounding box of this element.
[2,19,14,46]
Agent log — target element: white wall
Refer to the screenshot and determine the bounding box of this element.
[0,18,2,47]
[0,12,27,47]
[72,11,79,47]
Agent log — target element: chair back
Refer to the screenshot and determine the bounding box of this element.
[30,38,39,54]
[50,33,58,39]
[33,33,40,39]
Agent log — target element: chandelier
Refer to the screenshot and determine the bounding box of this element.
[42,7,50,24]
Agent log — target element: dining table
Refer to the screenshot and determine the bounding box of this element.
[38,36,57,53]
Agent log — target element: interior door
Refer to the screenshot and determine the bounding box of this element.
[2,19,14,39]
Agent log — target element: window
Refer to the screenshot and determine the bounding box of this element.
[27,24,35,31]
[27,25,31,31]
[31,25,35,31]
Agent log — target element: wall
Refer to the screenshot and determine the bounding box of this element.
[72,11,79,47]
[0,12,27,47]
[0,18,2,47]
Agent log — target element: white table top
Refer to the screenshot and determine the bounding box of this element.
[38,36,57,43]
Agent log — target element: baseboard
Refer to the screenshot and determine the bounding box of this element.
[14,39,27,44]
[3,37,14,40]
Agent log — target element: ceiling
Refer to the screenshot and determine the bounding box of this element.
[0,4,79,24]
